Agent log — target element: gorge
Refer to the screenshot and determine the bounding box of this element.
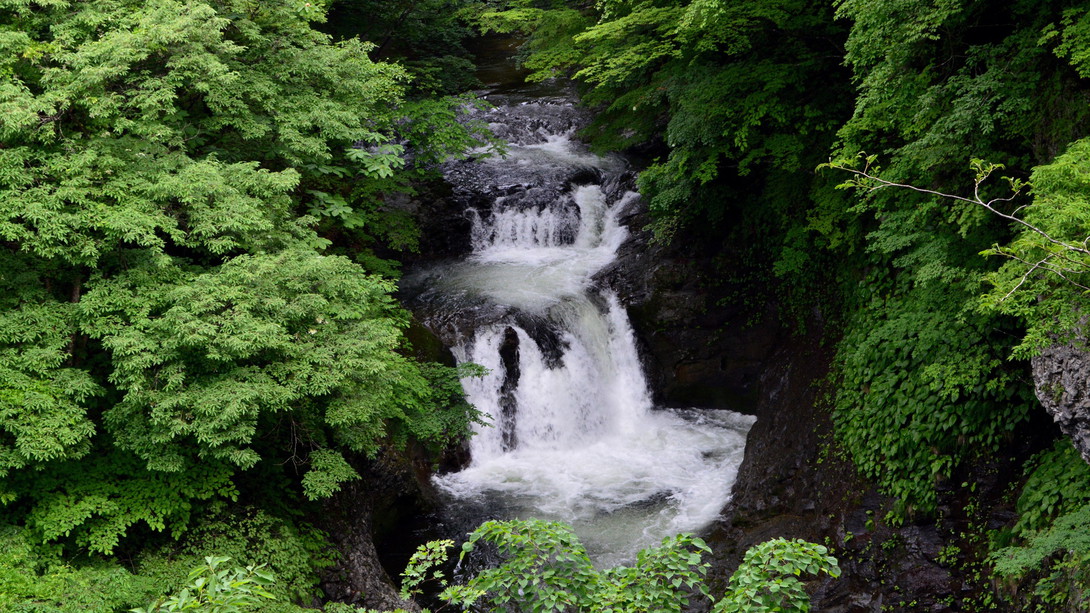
[402,80,754,568]
[4,1,1090,611]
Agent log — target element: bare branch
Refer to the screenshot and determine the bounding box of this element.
[1000,255,1047,303]
[1002,251,1090,294]
[829,162,1090,257]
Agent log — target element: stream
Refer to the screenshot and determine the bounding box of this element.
[403,50,754,568]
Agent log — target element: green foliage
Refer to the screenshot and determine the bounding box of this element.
[3,247,479,550]
[132,555,276,613]
[18,519,835,613]
[399,539,454,601]
[818,0,1090,525]
[0,0,409,261]
[1043,7,1090,78]
[468,5,591,84]
[442,519,604,611]
[0,257,100,482]
[992,504,1090,611]
[173,507,337,606]
[822,156,1037,520]
[442,519,713,612]
[1012,440,1090,536]
[981,138,1090,357]
[714,538,840,613]
[0,508,333,612]
[324,605,412,613]
[591,533,711,612]
[12,449,237,554]
[832,280,1033,521]
[0,524,163,612]
[434,519,836,613]
[80,250,412,469]
[0,0,480,553]
[324,0,481,96]
[301,449,361,501]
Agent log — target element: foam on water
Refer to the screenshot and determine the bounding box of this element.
[437,292,754,567]
[414,97,754,567]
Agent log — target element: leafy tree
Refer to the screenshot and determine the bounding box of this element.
[324,0,481,96]
[980,139,1090,355]
[0,0,479,553]
[817,0,1090,522]
[470,0,851,237]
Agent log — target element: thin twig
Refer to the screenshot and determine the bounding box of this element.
[837,165,1090,256]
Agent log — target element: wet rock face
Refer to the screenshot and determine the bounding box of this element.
[1032,340,1090,463]
[321,484,416,611]
[384,182,474,264]
[441,97,604,217]
[595,205,778,413]
[497,326,520,451]
[692,326,1016,612]
[319,457,438,612]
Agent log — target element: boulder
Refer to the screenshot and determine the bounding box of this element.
[1031,339,1090,463]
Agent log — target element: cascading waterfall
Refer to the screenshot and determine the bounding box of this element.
[405,94,754,567]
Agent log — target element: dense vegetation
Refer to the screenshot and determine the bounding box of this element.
[472,0,1090,608]
[0,0,486,608]
[138,520,840,613]
[5,0,1090,610]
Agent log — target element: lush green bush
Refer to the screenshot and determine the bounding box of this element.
[441,520,838,613]
[993,504,1090,611]
[832,281,1033,521]
[138,520,839,613]
[715,538,841,613]
[133,556,276,613]
[1013,440,1090,536]
[0,508,336,613]
[0,524,162,612]
[0,0,481,554]
[165,507,337,606]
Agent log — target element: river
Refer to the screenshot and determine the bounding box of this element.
[402,44,754,567]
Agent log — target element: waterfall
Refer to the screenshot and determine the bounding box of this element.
[405,95,754,567]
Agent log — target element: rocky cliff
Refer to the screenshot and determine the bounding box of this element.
[1032,339,1090,464]
[605,200,1048,612]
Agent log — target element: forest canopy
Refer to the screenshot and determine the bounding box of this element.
[0,0,481,554]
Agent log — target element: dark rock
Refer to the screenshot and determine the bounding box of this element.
[319,456,437,612]
[1031,338,1090,463]
[385,183,473,264]
[404,317,457,367]
[512,312,568,368]
[498,326,520,451]
[596,200,778,413]
[321,486,417,610]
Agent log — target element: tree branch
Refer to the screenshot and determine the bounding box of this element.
[830,159,1090,257]
[824,155,1090,303]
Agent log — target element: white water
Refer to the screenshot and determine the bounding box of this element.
[420,101,755,568]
